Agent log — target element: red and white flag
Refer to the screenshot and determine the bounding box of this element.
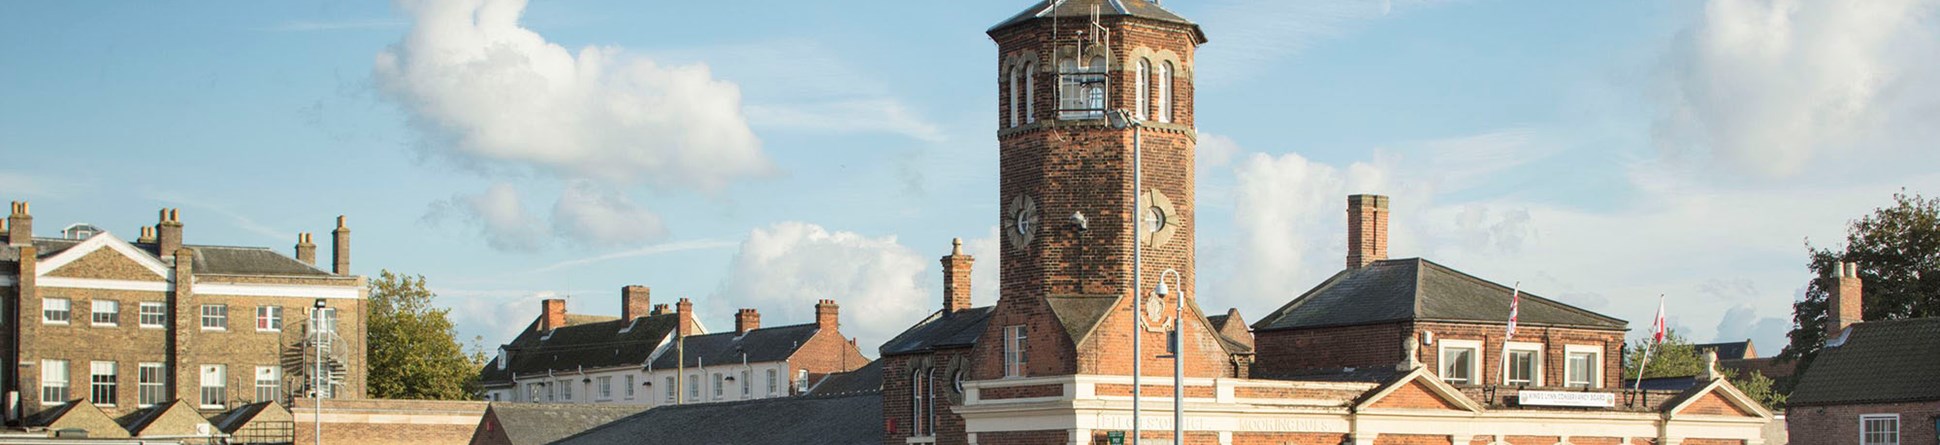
[1505,282,1521,340]
[1650,294,1667,344]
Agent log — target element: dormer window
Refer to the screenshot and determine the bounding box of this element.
[497,347,509,371]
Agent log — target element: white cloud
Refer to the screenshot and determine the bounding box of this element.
[963,227,1002,306]
[1227,151,1394,303]
[1654,0,1940,178]
[375,0,771,190]
[1194,0,1452,85]
[708,222,931,353]
[746,99,945,143]
[551,182,667,247]
[425,183,548,252]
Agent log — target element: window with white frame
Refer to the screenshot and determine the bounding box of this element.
[1861,414,1899,445]
[560,379,573,401]
[255,366,280,403]
[199,364,226,409]
[526,382,541,403]
[1135,59,1150,121]
[1085,56,1106,118]
[624,375,635,399]
[41,359,68,403]
[1007,65,1021,128]
[740,370,750,398]
[767,369,778,396]
[1564,345,1601,388]
[90,361,116,406]
[1004,325,1027,377]
[91,300,118,327]
[598,376,612,399]
[664,376,675,402]
[43,298,70,324]
[1156,61,1173,123]
[139,302,166,328]
[201,304,227,330]
[1438,339,1481,385]
[313,307,339,334]
[257,306,282,331]
[1504,342,1542,386]
[925,368,937,436]
[910,368,929,437]
[138,363,165,407]
[712,372,723,399]
[687,374,699,401]
[1023,61,1036,124]
[1058,58,1084,119]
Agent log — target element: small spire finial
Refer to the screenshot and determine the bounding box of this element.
[951,238,963,255]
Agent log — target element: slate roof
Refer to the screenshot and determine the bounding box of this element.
[879,307,993,356]
[482,403,647,445]
[1625,376,1702,392]
[644,323,829,371]
[480,314,673,385]
[1694,340,1754,360]
[1253,258,1627,332]
[1788,317,1940,406]
[989,0,1205,43]
[2,237,336,277]
[807,360,884,396]
[554,392,883,445]
[1046,295,1117,348]
[211,401,289,434]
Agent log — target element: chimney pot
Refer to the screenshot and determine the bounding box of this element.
[652,304,670,316]
[7,201,32,246]
[941,238,975,313]
[675,298,695,336]
[735,308,761,335]
[815,300,839,330]
[1826,261,1864,338]
[155,208,183,256]
[1346,194,1390,269]
[295,233,318,266]
[539,299,568,332]
[621,285,652,320]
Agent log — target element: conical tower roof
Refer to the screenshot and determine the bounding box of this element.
[989,0,1207,43]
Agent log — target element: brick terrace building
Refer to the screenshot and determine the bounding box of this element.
[876,2,1777,444]
[1786,263,1940,445]
[0,202,367,426]
[478,289,869,407]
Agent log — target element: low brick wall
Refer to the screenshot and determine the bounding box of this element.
[289,398,487,445]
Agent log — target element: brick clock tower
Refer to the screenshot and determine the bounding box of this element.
[972,0,1238,383]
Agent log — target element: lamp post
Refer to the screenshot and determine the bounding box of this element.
[1107,109,1144,443]
[312,298,326,445]
[1156,269,1184,444]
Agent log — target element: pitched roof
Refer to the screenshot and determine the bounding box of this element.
[879,307,993,356]
[1046,295,1117,348]
[4,237,336,277]
[645,323,827,370]
[807,360,883,396]
[480,313,676,384]
[482,403,647,445]
[212,401,292,434]
[1252,258,1627,332]
[1788,317,1940,406]
[1694,340,1755,360]
[116,399,216,437]
[554,392,882,445]
[989,0,1204,42]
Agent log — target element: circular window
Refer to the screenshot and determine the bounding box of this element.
[951,370,966,394]
[1145,206,1166,233]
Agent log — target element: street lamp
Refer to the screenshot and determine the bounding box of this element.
[1156,269,1185,444]
[1108,109,1145,443]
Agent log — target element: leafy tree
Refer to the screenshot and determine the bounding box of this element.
[1624,329,1785,409]
[368,270,484,400]
[1779,191,1940,386]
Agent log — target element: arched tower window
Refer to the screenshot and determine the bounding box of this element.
[1157,61,1173,123]
[1135,59,1150,121]
[1086,56,1107,119]
[1024,61,1036,123]
[1007,65,1021,128]
[1058,58,1082,120]
[909,368,925,436]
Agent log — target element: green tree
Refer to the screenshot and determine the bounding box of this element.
[367,270,484,400]
[1624,329,1785,409]
[1779,192,1940,386]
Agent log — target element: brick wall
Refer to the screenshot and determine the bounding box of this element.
[882,347,975,445]
[1788,400,1940,445]
[784,321,871,384]
[1232,432,1347,445]
[1374,434,1454,445]
[291,398,485,445]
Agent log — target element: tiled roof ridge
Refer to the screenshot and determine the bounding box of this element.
[1413,257,1627,327]
[1251,267,1358,330]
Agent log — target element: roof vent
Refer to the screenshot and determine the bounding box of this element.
[61,223,103,240]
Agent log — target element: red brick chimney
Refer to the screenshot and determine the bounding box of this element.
[1346,194,1390,269]
[156,208,183,258]
[1826,261,1864,337]
[8,202,32,246]
[295,233,317,266]
[538,299,567,332]
[941,238,974,313]
[621,285,652,321]
[331,216,351,275]
[815,299,839,331]
[735,308,761,335]
[137,226,156,244]
[676,298,695,336]
[652,304,670,316]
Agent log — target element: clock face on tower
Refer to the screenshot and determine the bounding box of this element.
[1004,195,1040,250]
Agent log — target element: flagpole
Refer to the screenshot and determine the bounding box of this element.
[1499,282,1519,386]
[1632,294,1664,392]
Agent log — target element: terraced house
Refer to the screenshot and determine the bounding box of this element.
[0,202,366,423]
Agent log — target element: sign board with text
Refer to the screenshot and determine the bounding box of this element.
[1518,391,1617,408]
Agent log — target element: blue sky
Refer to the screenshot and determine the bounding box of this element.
[6,0,1939,356]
